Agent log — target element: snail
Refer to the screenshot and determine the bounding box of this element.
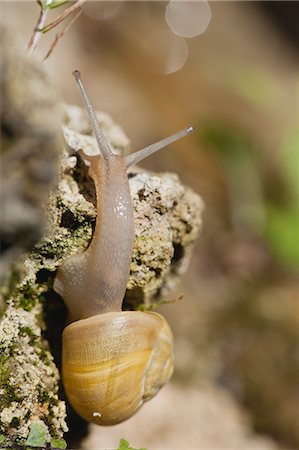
[54,70,194,426]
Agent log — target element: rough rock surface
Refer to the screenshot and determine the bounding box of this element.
[0,304,67,442]
[0,103,203,446]
[0,23,63,282]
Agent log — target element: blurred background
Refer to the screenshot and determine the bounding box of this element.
[2,1,299,449]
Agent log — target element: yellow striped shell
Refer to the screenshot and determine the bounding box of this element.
[62,310,174,425]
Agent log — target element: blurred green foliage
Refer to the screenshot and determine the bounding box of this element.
[200,124,299,269]
[264,130,299,268]
[228,66,277,107]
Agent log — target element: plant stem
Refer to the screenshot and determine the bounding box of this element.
[44,9,82,60]
[28,1,49,53]
[41,0,87,34]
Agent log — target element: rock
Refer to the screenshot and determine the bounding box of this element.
[0,23,63,282]
[0,305,68,442]
[128,170,203,305]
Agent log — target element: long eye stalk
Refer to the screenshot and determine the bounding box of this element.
[73,70,113,158]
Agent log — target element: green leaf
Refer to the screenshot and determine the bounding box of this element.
[117,439,129,450]
[25,422,47,446]
[0,434,5,443]
[50,438,67,449]
[117,438,148,450]
[47,0,69,9]
[40,0,69,9]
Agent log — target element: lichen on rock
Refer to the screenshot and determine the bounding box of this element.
[128,170,203,305]
[0,302,68,443]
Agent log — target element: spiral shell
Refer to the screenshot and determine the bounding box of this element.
[62,310,174,425]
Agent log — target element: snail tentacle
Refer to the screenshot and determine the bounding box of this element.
[125,126,195,168]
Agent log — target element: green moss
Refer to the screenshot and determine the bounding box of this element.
[37,386,50,403]
[0,353,7,367]
[14,281,43,312]
[0,358,10,390]
[0,362,12,407]
[0,379,21,406]
[8,342,18,357]
[19,293,37,312]
[37,347,51,364]
[31,223,92,267]
[19,327,38,345]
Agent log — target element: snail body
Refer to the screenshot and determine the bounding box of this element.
[54,153,134,322]
[54,70,194,425]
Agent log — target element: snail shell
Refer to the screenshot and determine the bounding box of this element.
[62,310,174,425]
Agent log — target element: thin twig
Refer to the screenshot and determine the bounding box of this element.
[44,9,82,60]
[28,0,49,53]
[41,0,87,34]
[137,294,183,312]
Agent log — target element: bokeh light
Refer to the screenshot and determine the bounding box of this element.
[166,0,211,38]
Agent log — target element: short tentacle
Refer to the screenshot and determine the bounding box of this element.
[124,126,194,168]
